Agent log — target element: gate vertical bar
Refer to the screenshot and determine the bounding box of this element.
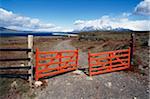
[88,51,92,76]
[59,52,62,70]
[28,35,33,86]
[109,53,112,70]
[75,49,79,69]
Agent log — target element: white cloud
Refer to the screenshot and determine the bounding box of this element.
[74,16,150,31]
[0,8,71,32]
[122,12,131,17]
[0,8,149,32]
[134,0,150,16]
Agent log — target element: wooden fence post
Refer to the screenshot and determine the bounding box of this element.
[130,33,134,65]
[28,35,33,86]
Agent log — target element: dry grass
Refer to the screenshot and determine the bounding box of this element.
[71,39,130,53]
[72,32,131,53]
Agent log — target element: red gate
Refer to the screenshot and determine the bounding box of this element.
[88,48,130,76]
[35,49,78,80]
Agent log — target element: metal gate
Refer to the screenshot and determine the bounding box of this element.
[88,48,130,76]
[35,49,78,80]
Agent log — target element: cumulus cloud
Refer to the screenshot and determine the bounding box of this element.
[0,8,71,32]
[0,8,149,32]
[74,16,150,31]
[134,0,150,16]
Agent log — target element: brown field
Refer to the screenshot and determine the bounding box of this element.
[0,32,149,99]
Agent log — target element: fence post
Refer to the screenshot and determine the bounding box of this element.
[28,35,33,86]
[128,48,131,68]
[130,33,134,65]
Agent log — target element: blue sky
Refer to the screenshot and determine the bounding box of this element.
[0,0,150,31]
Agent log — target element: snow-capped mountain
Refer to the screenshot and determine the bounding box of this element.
[73,26,132,32]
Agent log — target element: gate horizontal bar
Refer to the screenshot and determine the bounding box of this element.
[37,64,77,73]
[38,55,77,61]
[38,60,76,66]
[90,66,128,76]
[90,54,129,61]
[89,49,129,56]
[37,67,76,80]
[91,63,129,71]
[38,50,78,54]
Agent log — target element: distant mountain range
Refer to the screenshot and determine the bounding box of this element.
[73,26,132,32]
[0,27,149,36]
[0,26,132,33]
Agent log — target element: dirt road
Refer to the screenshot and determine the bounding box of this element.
[36,40,149,99]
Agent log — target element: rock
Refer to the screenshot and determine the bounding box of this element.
[86,77,93,80]
[120,88,123,91]
[11,81,17,88]
[146,89,150,93]
[138,65,144,70]
[73,70,84,75]
[42,80,48,86]
[66,82,71,86]
[105,82,112,88]
[20,63,25,66]
[34,81,43,87]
